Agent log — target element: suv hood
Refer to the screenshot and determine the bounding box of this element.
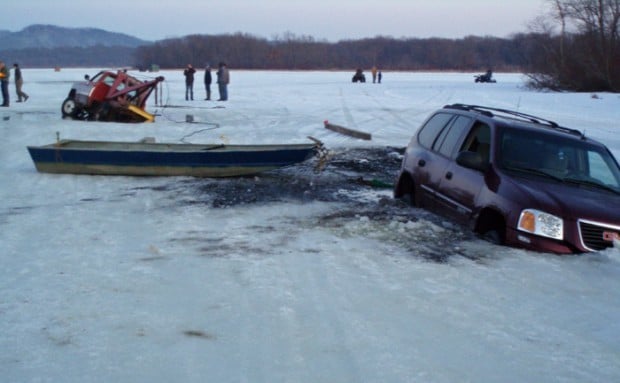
[505,174,620,224]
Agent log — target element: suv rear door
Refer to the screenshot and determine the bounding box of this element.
[415,113,473,209]
[435,121,491,225]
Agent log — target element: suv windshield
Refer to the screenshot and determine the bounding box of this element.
[499,127,620,193]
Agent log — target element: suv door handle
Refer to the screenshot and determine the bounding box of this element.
[445,171,453,180]
[418,159,426,167]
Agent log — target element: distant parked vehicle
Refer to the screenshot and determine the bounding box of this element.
[394,104,620,254]
[352,68,366,83]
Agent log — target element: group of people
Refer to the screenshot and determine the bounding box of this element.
[183,62,230,101]
[371,66,382,84]
[0,60,229,106]
[0,61,29,107]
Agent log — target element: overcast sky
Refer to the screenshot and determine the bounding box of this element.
[3,0,547,41]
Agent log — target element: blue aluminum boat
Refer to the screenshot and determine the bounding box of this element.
[27,138,322,177]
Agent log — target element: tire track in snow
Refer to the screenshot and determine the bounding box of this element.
[359,86,456,136]
[339,87,357,128]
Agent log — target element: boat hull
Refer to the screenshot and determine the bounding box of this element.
[27,140,319,177]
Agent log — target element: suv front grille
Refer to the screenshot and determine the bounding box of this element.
[579,220,620,251]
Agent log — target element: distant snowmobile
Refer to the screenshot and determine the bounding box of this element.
[475,70,496,83]
[352,68,366,83]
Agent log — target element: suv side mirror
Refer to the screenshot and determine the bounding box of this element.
[456,151,488,172]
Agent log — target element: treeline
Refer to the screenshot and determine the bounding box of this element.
[0,33,529,71]
[5,0,618,94]
[133,33,528,71]
[2,45,136,68]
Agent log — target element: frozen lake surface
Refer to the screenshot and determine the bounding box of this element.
[1,69,620,382]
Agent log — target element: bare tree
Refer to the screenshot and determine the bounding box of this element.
[527,0,620,91]
[566,0,620,88]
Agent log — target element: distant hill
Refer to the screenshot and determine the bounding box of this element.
[0,24,151,68]
[0,24,150,50]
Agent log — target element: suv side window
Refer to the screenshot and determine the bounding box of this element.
[461,122,491,162]
[435,116,473,157]
[417,113,453,149]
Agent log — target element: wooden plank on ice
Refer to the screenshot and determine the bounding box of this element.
[323,120,371,140]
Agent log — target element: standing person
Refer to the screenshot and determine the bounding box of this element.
[204,63,212,100]
[216,62,230,101]
[378,71,382,84]
[0,61,9,107]
[13,63,29,102]
[371,66,378,83]
[183,64,196,101]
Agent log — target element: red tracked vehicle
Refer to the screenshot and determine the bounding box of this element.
[61,70,164,123]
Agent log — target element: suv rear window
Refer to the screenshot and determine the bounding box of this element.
[417,113,473,158]
[417,113,453,149]
[434,116,472,157]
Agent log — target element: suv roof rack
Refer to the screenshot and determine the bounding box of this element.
[444,104,585,139]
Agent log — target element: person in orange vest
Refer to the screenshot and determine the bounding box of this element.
[0,61,9,106]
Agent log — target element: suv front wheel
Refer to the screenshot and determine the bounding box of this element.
[475,209,506,245]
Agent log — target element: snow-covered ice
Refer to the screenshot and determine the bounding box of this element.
[1,69,620,382]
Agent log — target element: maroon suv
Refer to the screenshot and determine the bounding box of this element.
[394,104,620,254]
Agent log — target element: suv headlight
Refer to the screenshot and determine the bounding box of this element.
[518,209,563,240]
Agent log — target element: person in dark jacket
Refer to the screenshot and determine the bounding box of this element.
[13,63,29,102]
[0,61,9,106]
[204,64,212,100]
[216,62,230,101]
[183,64,196,100]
